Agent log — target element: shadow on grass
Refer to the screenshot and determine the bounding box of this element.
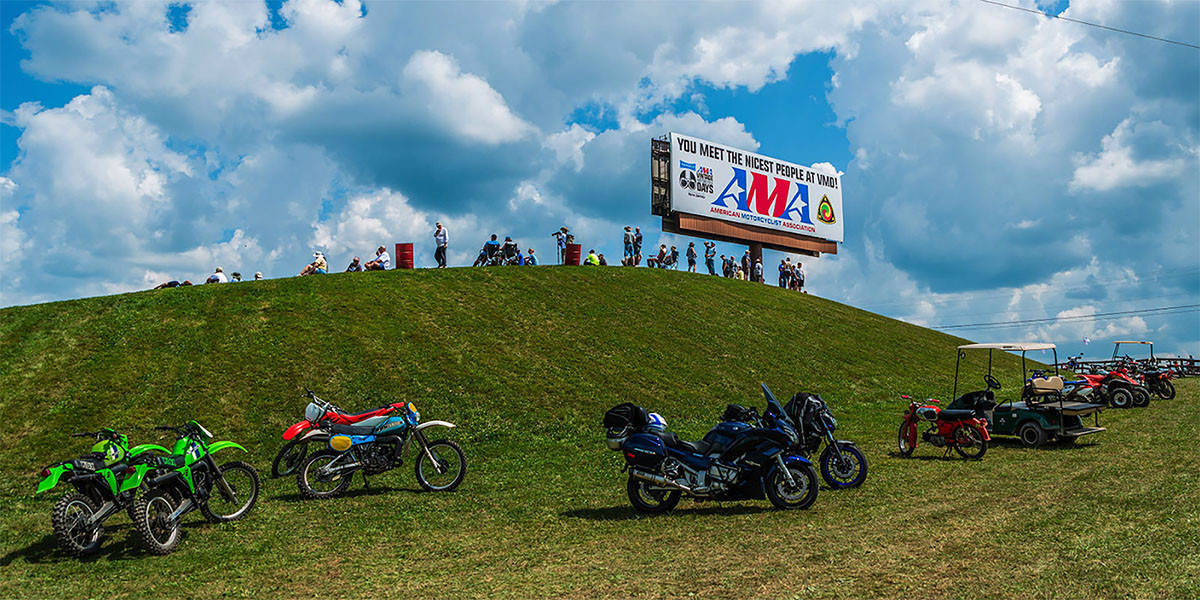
[273,485,424,503]
[561,503,774,521]
[988,438,1100,452]
[885,451,978,462]
[0,523,199,566]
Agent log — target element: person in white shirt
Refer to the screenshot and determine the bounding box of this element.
[796,262,806,292]
[206,267,229,284]
[365,246,390,271]
[434,222,449,268]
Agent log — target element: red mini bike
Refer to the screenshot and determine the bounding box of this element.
[271,390,406,478]
[897,394,991,460]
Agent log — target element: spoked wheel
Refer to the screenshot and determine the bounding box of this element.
[1132,387,1151,408]
[297,451,352,500]
[819,445,868,488]
[897,423,915,457]
[952,425,988,460]
[626,476,681,515]
[51,493,103,557]
[200,461,260,523]
[271,440,310,478]
[133,490,180,555]
[765,462,819,510]
[415,440,467,492]
[1155,380,1176,400]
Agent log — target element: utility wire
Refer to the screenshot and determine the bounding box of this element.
[932,304,1200,330]
[977,0,1200,50]
[934,308,1199,332]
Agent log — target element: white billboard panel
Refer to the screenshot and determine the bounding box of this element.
[669,132,843,243]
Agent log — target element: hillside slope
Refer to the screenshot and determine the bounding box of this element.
[1,267,1196,599]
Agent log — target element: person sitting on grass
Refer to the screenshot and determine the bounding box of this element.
[584,249,600,266]
[206,266,229,284]
[526,248,538,266]
[299,252,328,276]
[254,272,263,280]
[364,246,390,271]
[646,244,667,268]
[346,256,363,272]
[598,253,608,266]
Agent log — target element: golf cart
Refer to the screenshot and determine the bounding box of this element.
[947,343,1105,449]
[1112,340,1154,364]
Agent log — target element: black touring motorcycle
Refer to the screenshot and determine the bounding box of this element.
[602,385,819,514]
[722,390,867,489]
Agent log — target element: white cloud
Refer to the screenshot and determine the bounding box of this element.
[403,50,535,145]
[1070,117,1192,192]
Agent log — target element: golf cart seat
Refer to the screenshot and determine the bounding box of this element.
[936,409,976,421]
[1028,376,1065,396]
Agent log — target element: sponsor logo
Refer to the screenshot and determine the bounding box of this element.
[816,195,836,224]
[679,161,714,196]
[712,167,812,225]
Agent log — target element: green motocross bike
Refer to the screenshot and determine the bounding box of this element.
[131,421,260,555]
[36,428,169,557]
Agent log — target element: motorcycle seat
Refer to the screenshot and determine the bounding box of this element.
[330,423,377,435]
[342,405,399,420]
[657,431,712,455]
[936,409,976,421]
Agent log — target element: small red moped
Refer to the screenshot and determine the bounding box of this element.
[897,394,990,460]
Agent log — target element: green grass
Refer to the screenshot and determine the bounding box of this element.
[0,267,1196,599]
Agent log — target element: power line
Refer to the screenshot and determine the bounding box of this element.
[931,304,1200,331]
[977,0,1200,50]
[934,308,1199,332]
[925,291,1199,322]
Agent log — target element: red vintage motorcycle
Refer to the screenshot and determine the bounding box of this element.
[270,390,407,478]
[897,394,990,460]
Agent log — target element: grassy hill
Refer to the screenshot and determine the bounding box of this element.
[0,267,1196,599]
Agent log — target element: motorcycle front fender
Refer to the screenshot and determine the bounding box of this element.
[130,443,170,456]
[759,454,813,497]
[208,441,248,455]
[36,464,72,494]
[283,421,312,441]
[414,420,456,432]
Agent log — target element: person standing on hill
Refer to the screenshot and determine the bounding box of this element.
[778,259,789,288]
[753,259,763,283]
[686,242,697,272]
[796,262,806,293]
[623,226,635,266]
[552,226,569,264]
[633,227,644,266]
[741,250,750,278]
[434,222,448,268]
[704,241,716,275]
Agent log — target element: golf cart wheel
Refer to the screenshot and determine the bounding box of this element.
[897,423,915,457]
[1018,422,1046,449]
[1109,388,1133,409]
[1132,387,1151,408]
[952,426,988,460]
[1156,380,1176,400]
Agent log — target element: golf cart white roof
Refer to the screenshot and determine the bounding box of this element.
[1113,340,1152,344]
[957,342,1056,351]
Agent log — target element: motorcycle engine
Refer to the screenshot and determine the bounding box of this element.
[363,442,396,474]
[922,431,946,447]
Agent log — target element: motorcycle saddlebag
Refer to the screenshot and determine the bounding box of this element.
[621,433,666,469]
[603,403,649,429]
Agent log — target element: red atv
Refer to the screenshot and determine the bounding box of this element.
[897,393,991,460]
[1117,357,1176,400]
[1075,367,1150,408]
[271,390,407,478]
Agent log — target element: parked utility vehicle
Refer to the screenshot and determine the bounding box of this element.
[946,343,1105,449]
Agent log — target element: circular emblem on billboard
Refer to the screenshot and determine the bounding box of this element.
[679,170,696,190]
[816,195,836,224]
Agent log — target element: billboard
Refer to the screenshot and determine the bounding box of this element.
[669,132,843,243]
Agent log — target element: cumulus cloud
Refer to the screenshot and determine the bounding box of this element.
[403,50,535,145]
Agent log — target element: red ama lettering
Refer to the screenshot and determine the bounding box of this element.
[747,172,791,218]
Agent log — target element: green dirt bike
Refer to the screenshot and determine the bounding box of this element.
[35,428,169,557]
[131,421,260,555]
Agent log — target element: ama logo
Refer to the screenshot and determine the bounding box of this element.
[712,168,812,224]
[816,195,836,224]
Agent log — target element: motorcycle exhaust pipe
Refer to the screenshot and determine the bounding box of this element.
[629,469,693,493]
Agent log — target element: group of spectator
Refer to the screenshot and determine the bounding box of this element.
[617,226,807,291]
[303,245,391,276]
[154,266,263,289]
[473,233,539,266]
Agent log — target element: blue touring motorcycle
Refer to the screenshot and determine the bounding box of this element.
[603,386,819,514]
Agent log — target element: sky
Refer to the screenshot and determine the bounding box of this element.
[1,0,1197,358]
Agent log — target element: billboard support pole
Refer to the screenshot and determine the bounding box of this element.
[749,242,763,281]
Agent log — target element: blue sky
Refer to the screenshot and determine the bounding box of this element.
[1,0,1197,357]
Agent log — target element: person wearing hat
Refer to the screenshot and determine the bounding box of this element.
[206,266,228,284]
[753,258,763,283]
[300,252,327,276]
[254,272,263,280]
[704,241,716,275]
[433,222,448,268]
[551,226,569,264]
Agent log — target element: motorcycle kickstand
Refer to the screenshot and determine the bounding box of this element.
[361,472,371,490]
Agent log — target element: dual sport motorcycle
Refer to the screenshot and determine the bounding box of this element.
[272,389,406,478]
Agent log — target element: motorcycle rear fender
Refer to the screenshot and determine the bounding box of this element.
[208,441,248,455]
[965,420,992,441]
[414,420,455,431]
[130,443,170,456]
[283,421,312,441]
[117,463,155,493]
[36,463,72,494]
